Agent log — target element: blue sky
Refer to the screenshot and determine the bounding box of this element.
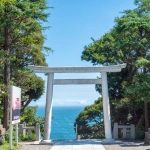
[30,0,135,107]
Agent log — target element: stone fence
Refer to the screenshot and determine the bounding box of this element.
[19,122,41,141]
[145,128,150,144]
[113,122,135,140]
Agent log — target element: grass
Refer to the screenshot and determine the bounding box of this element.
[0,132,36,150]
[0,142,22,150]
[19,133,36,142]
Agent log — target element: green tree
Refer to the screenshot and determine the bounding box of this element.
[81,0,150,131]
[124,74,150,131]
[74,98,104,139]
[0,0,50,129]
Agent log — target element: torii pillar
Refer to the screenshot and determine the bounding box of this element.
[101,71,112,143]
[44,73,54,142]
[28,64,126,143]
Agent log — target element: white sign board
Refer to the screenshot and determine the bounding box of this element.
[10,86,21,124]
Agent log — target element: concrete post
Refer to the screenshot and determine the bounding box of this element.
[23,122,26,137]
[28,129,32,137]
[36,123,41,141]
[131,124,135,139]
[76,124,77,140]
[15,124,18,146]
[113,122,118,140]
[43,73,54,142]
[123,128,126,139]
[9,124,13,149]
[19,124,23,135]
[101,71,113,142]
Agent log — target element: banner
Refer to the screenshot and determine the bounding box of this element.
[10,86,21,124]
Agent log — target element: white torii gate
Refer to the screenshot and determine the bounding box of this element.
[28,64,126,143]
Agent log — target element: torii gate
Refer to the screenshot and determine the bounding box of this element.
[28,64,126,143]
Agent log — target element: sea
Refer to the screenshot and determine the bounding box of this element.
[36,106,84,140]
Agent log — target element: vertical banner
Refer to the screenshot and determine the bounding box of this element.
[10,86,21,124]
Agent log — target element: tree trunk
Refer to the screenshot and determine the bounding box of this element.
[21,98,32,115]
[144,101,149,132]
[136,113,144,127]
[3,26,10,130]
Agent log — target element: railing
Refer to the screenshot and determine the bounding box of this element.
[0,119,8,142]
[145,128,150,144]
[19,122,41,141]
[113,122,135,140]
[0,129,9,142]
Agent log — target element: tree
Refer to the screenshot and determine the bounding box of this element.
[74,98,104,139]
[81,0,150,131]
[0,0,50,129]
[124,74,150,130]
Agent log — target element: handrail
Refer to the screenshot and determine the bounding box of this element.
[0,128,9,141]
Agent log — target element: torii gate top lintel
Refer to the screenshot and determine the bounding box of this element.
[28,64,126,73]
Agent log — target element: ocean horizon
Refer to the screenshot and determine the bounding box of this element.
[36,106,85,140]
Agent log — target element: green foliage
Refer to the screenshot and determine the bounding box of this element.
[124,74,150,102]
[0,142,21,150]
[75,98,105,139]
[81,0,150,131]
[21,106,44,125]
[0,0,51,127]
[135,124,145,139]
[0,106,43,144]
[0,0,16,7]
[0,128,22,150]
[19,133,36,142]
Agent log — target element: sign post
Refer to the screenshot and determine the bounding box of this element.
[9,85,21,149]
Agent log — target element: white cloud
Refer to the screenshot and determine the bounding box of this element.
[30,97,97,107]
[30,100,46,107]
[53,99,91,106]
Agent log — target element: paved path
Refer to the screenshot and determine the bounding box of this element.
[19,141,52,150]
[19,139,150,150]
[103,140,150,150]
[51,139,105,150]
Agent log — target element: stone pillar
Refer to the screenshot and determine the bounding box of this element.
[28,129,32,137]
[101,71,113,142]
[123,127,126,139]
[113,122,118,140]
[131,124,135,139]
[36,123,41,141]
[15,124,18,146]
[43,73,54,142]
[23,122,26,137]
[19,124,24,135]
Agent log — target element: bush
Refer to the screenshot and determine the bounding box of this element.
[19,133,36,141]
[135,124,145,139]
